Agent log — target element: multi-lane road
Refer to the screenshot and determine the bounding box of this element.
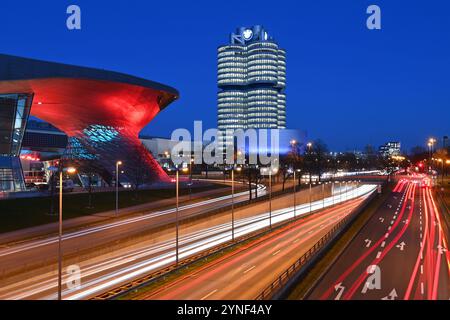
[138,194,372,300]
[308,177,450,300]
[0,181,375,300]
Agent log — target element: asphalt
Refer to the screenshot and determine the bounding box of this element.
[0,183,374,300]
[308,176,450,300]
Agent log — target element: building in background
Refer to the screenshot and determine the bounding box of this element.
[217,25,287,149]
[379,141,401,158]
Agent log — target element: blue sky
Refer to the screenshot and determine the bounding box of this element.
[1,0,449,151]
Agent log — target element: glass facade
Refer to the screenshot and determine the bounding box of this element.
[0,94,33,192]
[217,25,287,149]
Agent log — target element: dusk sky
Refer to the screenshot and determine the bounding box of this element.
[1,0,449,152]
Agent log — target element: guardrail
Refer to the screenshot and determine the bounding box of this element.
[255,191,376,300]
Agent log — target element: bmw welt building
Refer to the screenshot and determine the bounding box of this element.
[0,54,178,192]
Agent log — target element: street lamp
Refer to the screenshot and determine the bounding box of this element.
[428,138,437,171]
[309,180,312,213]
[293,169,300,219]
[115,161,122,217]
[231,166,242,241]
[306,141,313,189]
[175,165,188,265]
[322,182,325,209]
[58,166,76,301]
[267,167,278,230]
[189,157,194,200]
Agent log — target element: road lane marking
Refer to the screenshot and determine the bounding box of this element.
[376,251,382,259]
[243,266,256,274]
[420,265,423,275]
[385,233,389,238]
[201,289,218,300]
[388,226,392,231]
[272,250,281,256]
[292,238,300,244]
[420,283,424,295]
[381,241,386,248]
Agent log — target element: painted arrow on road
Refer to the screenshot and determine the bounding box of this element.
[379,217,384,223]
[382,289,398,300]
[365,239,372,248]
[396,242,406,251]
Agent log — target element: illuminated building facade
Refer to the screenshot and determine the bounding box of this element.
[0,54,178,192]
[217,25,287,148]
[379,142,401,158]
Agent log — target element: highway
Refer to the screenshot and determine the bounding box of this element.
[0,185,265,273]
[308,177,450,300]
[0,183,375,300]
[139,191,374,300]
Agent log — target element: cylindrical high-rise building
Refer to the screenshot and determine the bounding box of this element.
[217,25,286,149]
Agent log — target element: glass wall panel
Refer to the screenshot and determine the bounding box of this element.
[0,93,33,192]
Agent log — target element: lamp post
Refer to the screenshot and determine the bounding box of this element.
[231,166,242,241]
[307,142,313,185]
[115,161,122,217]
[290,140,298,220]
[175,165,188,265]
[331,181,334,206]
[265,167,278,230]
[189,157,194,200]
[309,181,312,213]
[269,169,272,229]
[322,182,325,209]
[57,166,76,301]
[293,169,300,219]
[428,138,436,172]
